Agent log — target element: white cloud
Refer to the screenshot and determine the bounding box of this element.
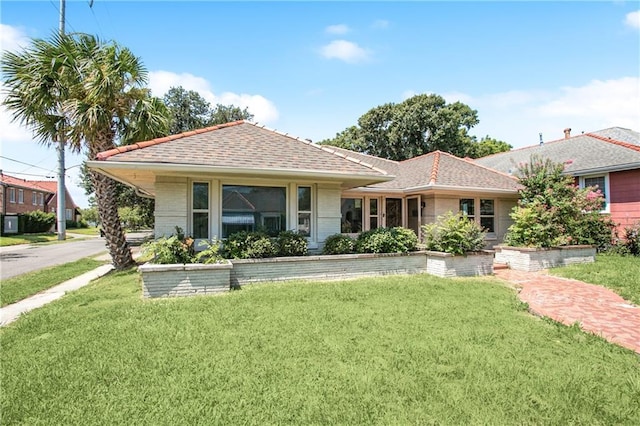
[148,70,279,124]
[422,76,640,147]
[0,25,35,144]
[325,24,350,35]
[624,10,640,29]
[320,40,371,64]
[0,23,30,54]
[372,19,389,29]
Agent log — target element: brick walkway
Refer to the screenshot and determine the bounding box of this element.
[494,269,640,354]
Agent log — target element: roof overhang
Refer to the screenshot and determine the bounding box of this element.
[86,160,395,196]
[566,162,640,176]
[344,184,520,196]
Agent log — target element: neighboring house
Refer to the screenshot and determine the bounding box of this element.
[0,172,81,222]
[87,121,521,250]
[475,127,640,230]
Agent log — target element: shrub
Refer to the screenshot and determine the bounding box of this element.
[223,231,278,259]
[141,235,194,264]
[21,210,56,233]
[322,234,355,255]
[276,230,308,257]
[355,227,418,254]
[141,229,224,264]
[422,212,486,255]
[505,155,614,248]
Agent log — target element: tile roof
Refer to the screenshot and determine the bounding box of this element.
[97,121,390,178]
[0,174,56,193]
[324,149,520,192]
[474,130,640,175]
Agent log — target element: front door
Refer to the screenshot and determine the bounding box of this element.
[385,198,403,228]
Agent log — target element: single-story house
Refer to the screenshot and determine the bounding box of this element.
[474,127,640,231]
[87,120,521,250]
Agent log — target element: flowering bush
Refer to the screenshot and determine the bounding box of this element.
[421,212,486,255]
[505,156,615,249]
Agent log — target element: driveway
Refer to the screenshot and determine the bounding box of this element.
[0,232,151,280]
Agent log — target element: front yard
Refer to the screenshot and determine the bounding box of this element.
[550,254,640,305]
[1,270,638,424]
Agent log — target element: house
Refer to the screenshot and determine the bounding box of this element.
[474,127,640,231]
[0,172,82,222]
[87,121,521,250]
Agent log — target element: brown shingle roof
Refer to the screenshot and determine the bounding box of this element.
[97,121,390,177]
[475,130,640,175]
[320,149,520,192]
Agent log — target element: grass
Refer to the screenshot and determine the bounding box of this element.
[1,258,105,307]
[550,254,640,305]
[1,272,639,425]
[66,227,100,236]
[0,233,61,247]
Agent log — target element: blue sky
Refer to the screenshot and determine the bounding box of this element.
[1,1,639,208]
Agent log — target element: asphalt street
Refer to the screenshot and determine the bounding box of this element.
[0,232,151,280]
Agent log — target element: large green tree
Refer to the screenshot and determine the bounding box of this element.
[163,86,254,134]
[320,94,509,160]
[465,135,512,159]
[2,33,168,269]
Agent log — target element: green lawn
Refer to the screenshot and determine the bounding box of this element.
[1,272,638,425]
[66,227,101,236]
[550,254,640,305]
[0,233,60,247]
[1,258,105,307]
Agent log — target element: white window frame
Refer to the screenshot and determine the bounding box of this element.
[65,208,73,220]
[18,189,24,204]
[9,188,16,203]
[39,193,44,206]
[367,197,380,231]
[32,192,38,205]
[579,174,610,213]
[220,183,287,238]
[296,185,313,238]
[479,199,496,234]
[191,181,210,240]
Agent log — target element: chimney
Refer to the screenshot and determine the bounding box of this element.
[563,128,571,139]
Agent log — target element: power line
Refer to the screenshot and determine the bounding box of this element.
[1,171,56,178]
[0,155,55,172]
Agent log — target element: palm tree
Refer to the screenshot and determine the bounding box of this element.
[2,33,168,269]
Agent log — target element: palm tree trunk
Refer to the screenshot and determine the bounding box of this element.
[90,133,134,270]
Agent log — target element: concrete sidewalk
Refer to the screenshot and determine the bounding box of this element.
[1,243,146,327]
[1,264,115,326]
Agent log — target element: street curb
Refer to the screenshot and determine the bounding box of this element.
[0,264,115,327]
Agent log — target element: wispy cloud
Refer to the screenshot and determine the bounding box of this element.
[624,10,640,29]
[148,71,279,123]
[372,19,389,29]
[325,24,350,35]
[320,40,371,64]
[410,77,640,147]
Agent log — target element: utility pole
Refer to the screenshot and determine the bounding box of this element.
[56,0,66,240]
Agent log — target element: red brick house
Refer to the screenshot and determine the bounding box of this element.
[0,173,81,221]
[474,127,640,232]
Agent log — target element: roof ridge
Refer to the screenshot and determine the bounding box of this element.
[585,132,640,153]
[325,145,400,166]
[96,120,246,160]
[450,152,520,181]
[428,151,441,185]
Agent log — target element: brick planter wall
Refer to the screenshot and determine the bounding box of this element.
[494,245,596,272]
[139,262,232,298]
[230,252,429,287]
[425,251,494,278]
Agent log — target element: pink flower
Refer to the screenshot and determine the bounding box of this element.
[564,159,574,165]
